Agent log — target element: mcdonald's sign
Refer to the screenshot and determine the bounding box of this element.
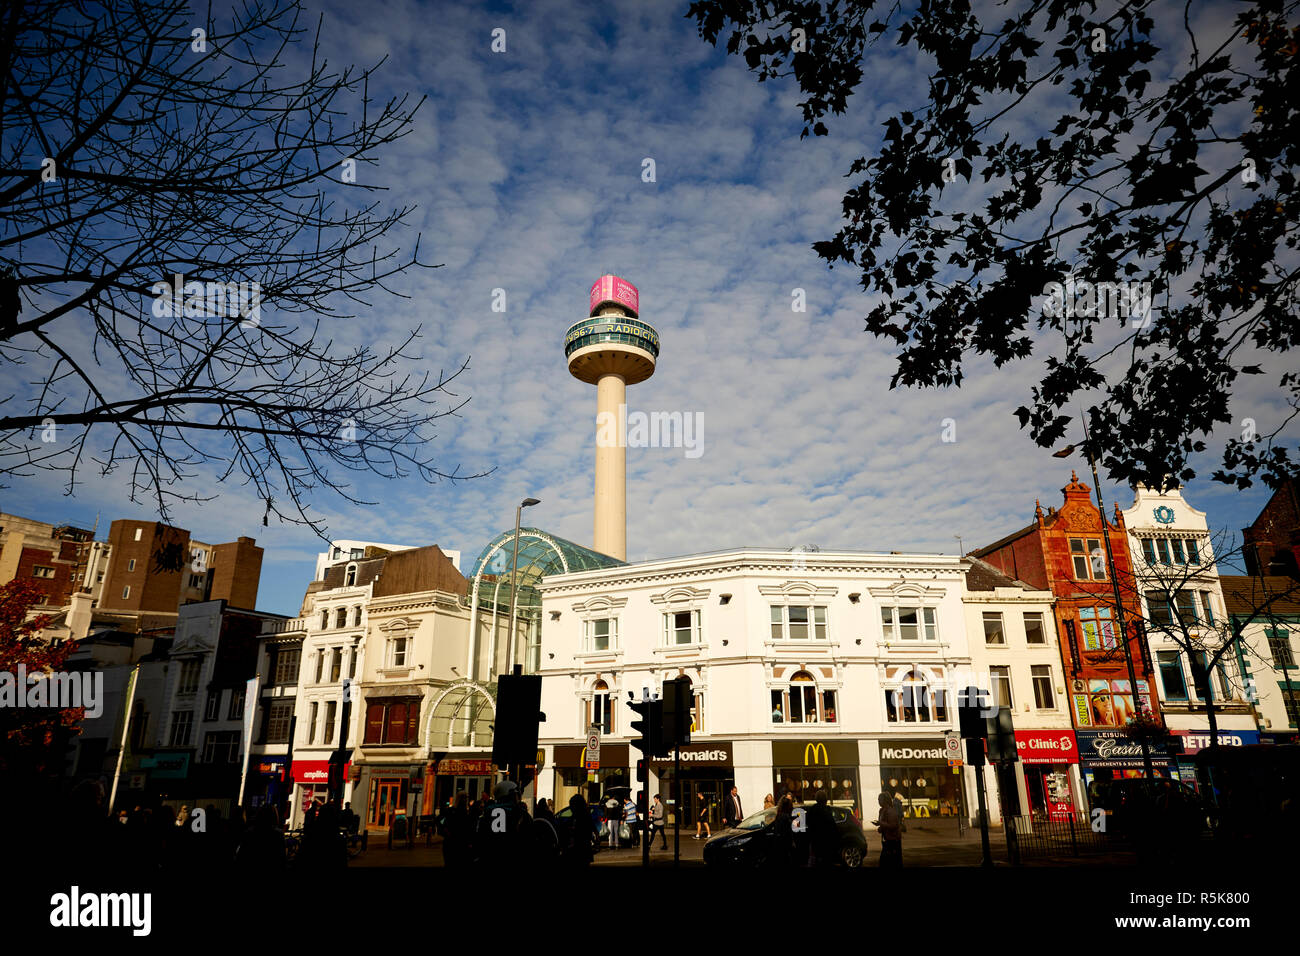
[804,742,830,766]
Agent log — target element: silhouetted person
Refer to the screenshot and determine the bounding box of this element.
[807,789,838,867]
[236,805,286,870]
[563,794,595,867]
[442,793,472,869]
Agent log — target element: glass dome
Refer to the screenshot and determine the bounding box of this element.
[467,527,625,616]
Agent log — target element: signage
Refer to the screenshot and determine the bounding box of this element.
[1074,731,1170,768]
[536,749,545,769]
[1012,730,1079,765]
[943,732,962,760]
[436,758,494,776]
[139,752,190,779]
[650,742,733,766]
[564,319,660,352]
[772,739,859,768]
[589,275,639,317]
[585,759,600,770]
[1172,730,1260,754]
[291,760,352,784]
[879,739,947,763]
[585,724,601,769]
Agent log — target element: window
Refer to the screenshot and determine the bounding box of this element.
[1284,691,1300,728]
[1031,665,1055,709]
[178,659,201,695]
[273,648,300,686]
[227,688,244,721]
[1079,607,1116,650]
[330,648,343,683]
[881,606,937,642]
[204,689,221,721]
[350,548,364,560]
[771,672,838,723]
[1024,612,1046,645]
[320,611,329,631]
[202,731,240,764]
[352,606,362,627]
[585,618,616,652]
[314,650,324,683]
[770,605,828,641]
[1070,538,1106,580]
[1191,651,1214,701]
[127,558,136,572]
[324,701,337,746]
[884,670,947,723]
[169,711,193,747]
[189,574,204,589]
[590,680,613,733]
[307,702,319,744]
[335,608,347,629]
[663,610,700,645]
[1173,590,1199,624]
[1268,629,1294,667]
[1185,539,1200,564]
[363,699,420,745]
[1141,538,1157,565]
[134,528,142,541]
[1171,539,1186,565]
[990,666,1012,708]
[348,647,358,679]
[1146,591,1173,627]
[389,635,409,667]
[1157,651,1187,701]
[267,700,293,743]
[1199,591,1215,624]
[982,612,1005,645]
[121,586,131,600]
[345,564,357,587]
[32,565,55,579]
[1156,539,1172,564]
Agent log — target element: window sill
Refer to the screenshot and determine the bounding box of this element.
[576,648,622,660]
[880,641,942,652]
[377,667,413,679]
[654,642,705,654]
[765,639,832,651]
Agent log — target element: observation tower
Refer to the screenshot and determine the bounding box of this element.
[564,275,660,561]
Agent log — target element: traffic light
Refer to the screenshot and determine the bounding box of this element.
[492,673,543,768]
[636,759,647,782]
[627,697,664,760]
[957,685,991,739]
[662,677,693,749]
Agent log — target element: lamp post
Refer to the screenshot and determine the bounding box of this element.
[1054,418,1154,779]
[507,497,541,675]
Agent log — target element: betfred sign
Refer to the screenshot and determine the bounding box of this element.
[1013,730,1079,765]
[1173,730,1259,753]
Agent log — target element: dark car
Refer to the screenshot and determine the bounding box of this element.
[703,804,867,867]
[1088,778,1211,835]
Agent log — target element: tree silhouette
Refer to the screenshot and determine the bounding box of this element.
[688,0,1299,491]
[0,0,485,534]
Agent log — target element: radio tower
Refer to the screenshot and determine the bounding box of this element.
[564,275,660,560]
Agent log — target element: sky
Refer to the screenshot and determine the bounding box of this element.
[2,0,1292,617]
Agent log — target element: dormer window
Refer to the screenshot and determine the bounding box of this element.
[345,563,357,587]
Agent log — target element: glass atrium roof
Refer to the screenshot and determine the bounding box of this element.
[467,527,625,615]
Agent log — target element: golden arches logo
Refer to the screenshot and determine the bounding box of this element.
[803,742,829,766]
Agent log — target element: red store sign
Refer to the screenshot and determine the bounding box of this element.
[291,760,351,784]
[1013,730,1079,764]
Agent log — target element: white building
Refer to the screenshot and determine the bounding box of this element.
[1220,574,1300,741]
[1121,485,1257,782]
[312,539,456,582]
[963,557,1082,823]
[535,547,973,839]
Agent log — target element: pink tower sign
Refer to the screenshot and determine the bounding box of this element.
[589,275,639,317]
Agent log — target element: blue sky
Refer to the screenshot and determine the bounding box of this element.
[2,0,1290,616]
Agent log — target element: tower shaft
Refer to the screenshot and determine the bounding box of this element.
[593,371,627,561]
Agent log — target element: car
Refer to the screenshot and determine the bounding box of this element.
[1087,778,1211,835]
[703,803,867,867]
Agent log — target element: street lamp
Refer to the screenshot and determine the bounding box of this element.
[1054,419,1155,779]
[506,497,541,675]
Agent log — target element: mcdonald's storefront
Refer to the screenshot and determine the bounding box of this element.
[771,740,861,818]
[878,737,964,825]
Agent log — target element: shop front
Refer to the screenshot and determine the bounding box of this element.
[432,756,498,811]
[772,739,862,819]
[1011,730,1080,820]
[878,738,963,828]
[246,756,287,811]
[358,763,425,831]
[291,759,352,825]
[553,743,628,809]
[1170,729,1260,790]
[651,742,733,828]
[1075,730,1171,799]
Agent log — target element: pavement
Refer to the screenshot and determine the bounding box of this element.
[348,820,1139,868]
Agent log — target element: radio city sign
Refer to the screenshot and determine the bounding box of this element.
[1013,730,1079,764]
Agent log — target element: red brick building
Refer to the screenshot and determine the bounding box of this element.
[973,473,1161,744]
[1242,478,1300,579]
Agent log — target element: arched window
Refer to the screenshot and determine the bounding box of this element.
[335,607,347,629]
[589,679,613,733]
[352,606,362,627]
[885,670,946,723]
[319,610,328,631]
[345,563,357,587]
[770,671,836,724]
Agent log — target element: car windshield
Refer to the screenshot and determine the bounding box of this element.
[736,808,777,830]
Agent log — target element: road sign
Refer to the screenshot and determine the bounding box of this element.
[585,759,599,770]
[585,724,601,768]
[944,731,962,760]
